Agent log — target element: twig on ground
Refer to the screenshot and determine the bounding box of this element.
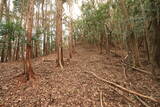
[122,62,152,75]
[136,96,150,107]
[108,87,135,105]
[123,66,127,80]
[131,66,152,75]
[100,91,104,107]
[43,59,55,62]
[84,71,160,103]
[124,55,128,60]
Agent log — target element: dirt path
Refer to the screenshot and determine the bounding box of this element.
[0,45,160,107]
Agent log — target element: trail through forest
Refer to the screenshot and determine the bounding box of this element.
[0,44,160,107]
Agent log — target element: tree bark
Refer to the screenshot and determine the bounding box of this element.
[0,0,4,21]
[15,37,20,60]
[24,0,35,80]
[1,36,6,62]
[119,0,141,67]
[140,0,150,62]
[41,0,46,56]
[56,0,64,68]
[69,19,73,58]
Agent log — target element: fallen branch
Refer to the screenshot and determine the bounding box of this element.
[124,55,128,60]
[122,62,152,75]
[84,71,160,103]
[136,96,150,107]
[108,87,135,105]
[43,59,55,62]
[131,66,152,75]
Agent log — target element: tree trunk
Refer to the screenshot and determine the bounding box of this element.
[15,37,20,60]
[24,0,35,80]
[0,0,5,62]
[140,0,150,62]
[1,36,6,62]
[119,0,141,67]
[69,20,73,58]
[41,0,46,56]
[99,34,104,54]
[0,0,4,21]
[7,38,12,61]
[149,0,160,80]
[3,0,11,62]
[56,0,64,68]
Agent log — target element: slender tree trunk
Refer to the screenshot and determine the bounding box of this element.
[0,0,5,62]
[24,0,35,80]
[99,34,103,54]
[56,0,64,68]
[34,4,40,58]
[68,2,75,58]
[0,0,4,21]
[1,36,6,62]
[69,20,73,58]
[119,0,141,67]
[41,0,46,56]
[12,37,17,61]
[7,38,12,61]
[47,28,50,55]
[15,37,20,60]
[140,0,150,62]
[3,0,12,62]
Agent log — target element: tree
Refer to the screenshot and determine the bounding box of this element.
[24,0,35,80]
[68,0,74,58]
[119,0,141,67]
[148,0,160,80]
[41,0,46,56]
[56,0,64,68]
[0,0,4,21]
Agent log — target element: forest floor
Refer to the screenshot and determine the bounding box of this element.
[0,44,160,107]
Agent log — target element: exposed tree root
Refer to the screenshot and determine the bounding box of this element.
[84,71,160,103]
[59,59,64,70]
[13,71,36,83]
[13,73,28,83]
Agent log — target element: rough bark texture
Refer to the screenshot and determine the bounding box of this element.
[24,0,35,80]
[56,0,64,68]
